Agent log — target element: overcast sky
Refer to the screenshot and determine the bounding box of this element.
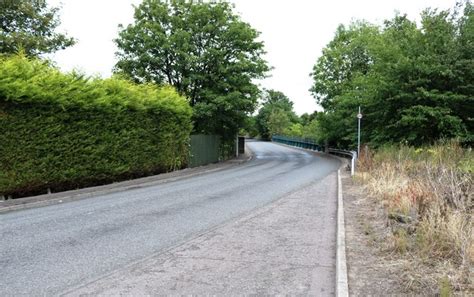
[48,0,458,115]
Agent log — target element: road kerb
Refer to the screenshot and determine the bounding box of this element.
[337,169,349,297]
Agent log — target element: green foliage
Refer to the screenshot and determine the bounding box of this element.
[0,55,192,197]
[310,2,474,148]
[300,111,318,126]
[255,89,299,139]
[0,0,75,56]
[267,108,291,137]
[301,118,323,142]
[439,276,453,297]
[240,116,259,138]
[285,123,303,138]
[114,0,269,139]
[254,90,320,141]
[310,21,379,110]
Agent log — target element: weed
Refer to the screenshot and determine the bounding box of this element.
[393,228,408,254]
[439,276,452,297]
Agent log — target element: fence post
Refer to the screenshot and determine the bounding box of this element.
[351,155,355,176]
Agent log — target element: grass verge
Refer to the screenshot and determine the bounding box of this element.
[357,141,473,294]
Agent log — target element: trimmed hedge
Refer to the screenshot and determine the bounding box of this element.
[0,55,192,197]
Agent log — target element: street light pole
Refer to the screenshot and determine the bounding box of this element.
[357,106,362,157]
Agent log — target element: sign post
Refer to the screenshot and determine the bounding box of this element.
[357,106,362,157]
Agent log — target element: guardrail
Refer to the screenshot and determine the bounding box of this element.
[328,149,357,176]
[272,135,357,176]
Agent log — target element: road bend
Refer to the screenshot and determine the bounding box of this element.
[0,140,340,296]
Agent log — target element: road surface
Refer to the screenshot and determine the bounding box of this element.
[0,140,340,296]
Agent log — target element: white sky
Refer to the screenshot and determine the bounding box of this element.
[48,0,458,115]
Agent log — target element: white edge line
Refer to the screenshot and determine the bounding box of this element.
[337,169,349,297]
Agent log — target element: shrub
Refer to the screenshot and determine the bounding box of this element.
[0,54,192,197]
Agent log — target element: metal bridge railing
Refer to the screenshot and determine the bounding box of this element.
[272,135,322,152]
[272,135,357,176]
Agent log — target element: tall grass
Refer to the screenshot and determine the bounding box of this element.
[357,142,473,292]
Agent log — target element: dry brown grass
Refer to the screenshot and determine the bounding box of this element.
[357,142,473,294]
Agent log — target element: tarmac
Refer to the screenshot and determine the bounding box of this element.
[65,172,339,296]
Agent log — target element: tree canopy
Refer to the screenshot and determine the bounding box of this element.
[255,90,299,140]
[310,2,473,148]
[114,0,269,139]
[251,90,321,141]
[0,0,75,56]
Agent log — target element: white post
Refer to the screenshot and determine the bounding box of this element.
[357,106,361,157]
[351,156,354,176]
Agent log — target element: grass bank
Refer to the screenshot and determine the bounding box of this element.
[357,142,473,294]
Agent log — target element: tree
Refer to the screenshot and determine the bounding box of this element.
[300,111,318,126]
[240,116,259,138]
[0,0,75,56]
[261,89,295,112]
[302,118,322,142]
[285,123,303,138]
[114,0,269,139]
[309,22,379,111]
[255,89,299,139]
[310,2,473,148]
[309,21,381,147]
[268,109,291,138]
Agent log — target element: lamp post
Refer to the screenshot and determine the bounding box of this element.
[357,106,362,157]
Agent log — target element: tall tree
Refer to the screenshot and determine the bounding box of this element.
[310,2,473,148]
[0,0,75,56]
[309,22,379,111]
[267,109,291,138]
[309,21,380,147]
[255,89,299,139]
[114,0,269,139]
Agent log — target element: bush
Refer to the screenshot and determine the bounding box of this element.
[0,55,192,197]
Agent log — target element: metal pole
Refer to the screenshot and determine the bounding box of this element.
[357,106,361,157]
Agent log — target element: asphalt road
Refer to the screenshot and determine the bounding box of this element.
[0,140,340,296]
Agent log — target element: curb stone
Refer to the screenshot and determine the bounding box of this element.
[337,169,349,297]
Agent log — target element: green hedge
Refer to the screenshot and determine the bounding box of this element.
[0,55,192,197]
